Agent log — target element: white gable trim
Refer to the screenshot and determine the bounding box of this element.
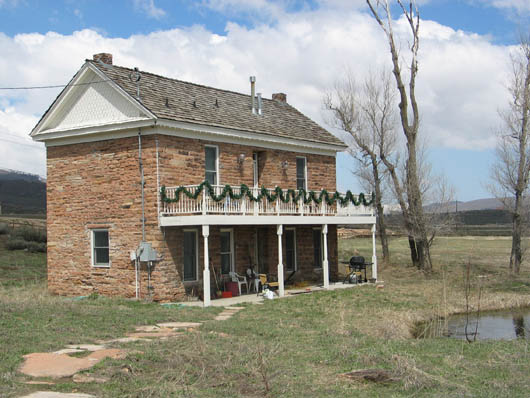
[42,120,344,156]
[31,62,156,137]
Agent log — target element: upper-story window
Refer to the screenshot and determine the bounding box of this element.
[205,145,219,185]
[296,156,307,191]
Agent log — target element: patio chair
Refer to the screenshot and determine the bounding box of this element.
[246,268,261,293]
[229,271,249,295]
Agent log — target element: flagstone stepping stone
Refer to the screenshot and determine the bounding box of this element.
[23,381,55,386]
[127,330,182,339]
[156,322,202,329]
[65,344,106,352]
[96,336,149,344]
[224,306,244,311]
[52,349,85,355]
[72,373,109,383]
[19,349,126,378]
[19,392,95,398]
[135,325,160,332]
[214,315,232,321]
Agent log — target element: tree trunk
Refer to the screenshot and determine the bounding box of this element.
[510,206,522,274]
[405,140,433,272]
[371,155,390,262]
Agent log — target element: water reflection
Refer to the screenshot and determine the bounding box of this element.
[513,316,526,339]
[416,308,530,341]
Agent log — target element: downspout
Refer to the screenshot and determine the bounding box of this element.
[137,129,146,299]
[138,129,146,242]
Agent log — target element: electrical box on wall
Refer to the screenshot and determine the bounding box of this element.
[138,242,157,262]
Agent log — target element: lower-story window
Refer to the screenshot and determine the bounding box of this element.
[285,228,296,271]
[183,229,198,281]
[313,228,322,269]
[220,229,234,275]
[92,229,110,267]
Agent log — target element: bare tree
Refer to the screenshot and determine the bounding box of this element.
[366,0,433,271]
[489,36,530,275]
[324,71,397,263]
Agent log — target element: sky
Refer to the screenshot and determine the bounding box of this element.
[1,0,529,202]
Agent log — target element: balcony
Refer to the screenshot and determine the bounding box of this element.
[159,184,373,222]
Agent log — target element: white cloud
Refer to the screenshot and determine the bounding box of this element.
[476,0,530,14]
[0,6,515,178]
[132,0,166,19]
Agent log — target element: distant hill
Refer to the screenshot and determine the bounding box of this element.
[0,169,46,215]
[424,197,506,213]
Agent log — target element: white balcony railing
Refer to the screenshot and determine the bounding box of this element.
[160,185,373,217]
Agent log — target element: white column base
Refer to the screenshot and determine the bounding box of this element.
[322,224,329,289]
[203,269,211,307]
[277,224,285,297]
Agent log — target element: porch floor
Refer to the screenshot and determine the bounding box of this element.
[175,281,375,307]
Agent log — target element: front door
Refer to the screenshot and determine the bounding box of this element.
[220,229,234,275]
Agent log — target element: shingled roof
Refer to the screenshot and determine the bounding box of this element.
[88,60,345,148]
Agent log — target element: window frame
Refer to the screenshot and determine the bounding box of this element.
[91,229,110,268]
[220,228,235,275]
[296,156,307,191]
[205,144,219,186]
[284,227,297,272]
[182,228,199,282]
[312,227,323,269]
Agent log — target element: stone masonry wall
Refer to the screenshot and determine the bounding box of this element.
[46,133,339,301]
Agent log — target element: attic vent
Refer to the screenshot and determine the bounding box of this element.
[93,53,113,65]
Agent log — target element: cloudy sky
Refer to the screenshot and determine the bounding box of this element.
[0,0,529,201]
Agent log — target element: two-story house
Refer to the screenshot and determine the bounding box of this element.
[30,53,377,305]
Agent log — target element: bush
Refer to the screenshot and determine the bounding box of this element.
[5,238,28,251]
[0,223,9,235]
[12,226,47,243]
[26,241,47,253]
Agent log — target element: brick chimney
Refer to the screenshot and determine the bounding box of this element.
[93,53,113,65]
[272,93,287,103]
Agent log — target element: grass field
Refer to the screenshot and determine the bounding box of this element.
[1,236,529,397]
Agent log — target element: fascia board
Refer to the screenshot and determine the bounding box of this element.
[36,119,156,146]
[159,215,376,227]
[157,119,346,155]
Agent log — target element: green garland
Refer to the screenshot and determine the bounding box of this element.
[160,181,374,207]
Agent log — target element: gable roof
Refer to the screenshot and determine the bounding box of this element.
[32,59,346,149]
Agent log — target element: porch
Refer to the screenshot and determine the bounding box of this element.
[176,281,373,307]
[158,184,377,307]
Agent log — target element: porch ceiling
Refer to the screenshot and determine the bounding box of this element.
[159,215,376,227]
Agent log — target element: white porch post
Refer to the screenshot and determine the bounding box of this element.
[322,224,329,289]
[371,224,378,281]
[277,224,285,297]
[202,225,211,307]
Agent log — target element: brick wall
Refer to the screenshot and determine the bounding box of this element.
[46,133,338,301]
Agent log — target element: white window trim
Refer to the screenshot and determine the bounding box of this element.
[183,228,199,282]
[312,227,323,270]
[220,228,235,274]
[285,227,297,271]
[253,152,259,188]
[205,144,219,186]
[296,156,307,191]
[91,229,110,268]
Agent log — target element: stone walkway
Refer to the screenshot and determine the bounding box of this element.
[18,307,244,398]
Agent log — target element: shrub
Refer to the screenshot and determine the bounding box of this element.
[26,241,47,253]
[12,226,47,243]
[5,238,28,251]
[0,222,9,235]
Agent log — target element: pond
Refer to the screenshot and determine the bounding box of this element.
[414,308,530,341]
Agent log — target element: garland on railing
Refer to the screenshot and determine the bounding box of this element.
[160,181,374,207]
